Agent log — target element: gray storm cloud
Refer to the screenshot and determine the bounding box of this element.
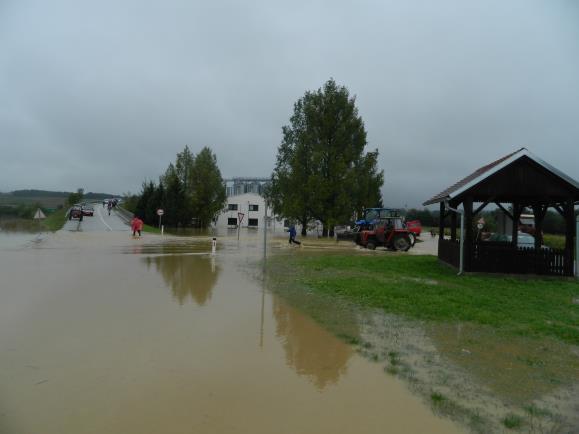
[1,0,578,207]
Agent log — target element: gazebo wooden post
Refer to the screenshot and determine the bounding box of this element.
[450,209,457,241]
[532,204,545,250]
[439,202,446,244]
[512,202,520,247]
[463,196,473,271]
[564,199,576,276]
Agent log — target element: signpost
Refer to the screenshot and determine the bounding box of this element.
[237,212,245,240]
[33,208,46,237]
[157,209,164,232]
[33,208,46,220]
[263,203,267,259]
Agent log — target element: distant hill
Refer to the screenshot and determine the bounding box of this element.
[0,190,120,208]
[10,189,118,199]
[10,189,69,197]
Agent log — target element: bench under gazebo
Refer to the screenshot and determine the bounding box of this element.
[423,148,579,277]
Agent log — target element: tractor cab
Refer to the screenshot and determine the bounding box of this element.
[354,208,401,231]
[357,216,412,251]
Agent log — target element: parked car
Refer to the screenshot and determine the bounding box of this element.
[82,205,94,216]
[68,206,83,221]
[485,231,548,249]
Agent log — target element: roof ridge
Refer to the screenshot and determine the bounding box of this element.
[423,147,579,205]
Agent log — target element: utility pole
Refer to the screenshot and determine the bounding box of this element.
[263,201,268,259]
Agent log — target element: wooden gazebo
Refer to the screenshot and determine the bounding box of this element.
[423,148,579,276]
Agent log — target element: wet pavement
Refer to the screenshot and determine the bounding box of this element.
[62,204,129,232]
[0,229,464,434]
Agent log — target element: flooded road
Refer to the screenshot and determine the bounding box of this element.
[0,230,463,434]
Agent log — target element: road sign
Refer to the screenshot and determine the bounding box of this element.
[33,208,46,220]
[237,212,245,224]
[157,209,164,216]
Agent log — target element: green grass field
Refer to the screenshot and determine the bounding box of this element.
[281,254,579,345]
[0,208,68,232]
[42,208,68,231]
[142,224,162,234]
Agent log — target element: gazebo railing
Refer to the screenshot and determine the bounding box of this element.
[439,238,460,268]
[472,242,567,276]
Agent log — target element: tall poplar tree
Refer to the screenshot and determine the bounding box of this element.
[190,147,226,227]
[163,164,187,227]
[269,79,384,236]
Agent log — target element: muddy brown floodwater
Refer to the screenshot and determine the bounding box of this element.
[0,231,464,434]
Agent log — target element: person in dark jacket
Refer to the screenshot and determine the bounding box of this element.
[289,224,301,245]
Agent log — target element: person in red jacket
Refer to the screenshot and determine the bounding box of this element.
[131,216,144,237]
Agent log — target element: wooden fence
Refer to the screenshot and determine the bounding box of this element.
[438,239,570,276]
[471,242,568,276]
[439,238,460,268]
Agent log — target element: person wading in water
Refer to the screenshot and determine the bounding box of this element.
[131,216,144,237]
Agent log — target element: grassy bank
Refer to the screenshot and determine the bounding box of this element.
[0,208,68,232]
[142,224,162,234]
[42,208,67,231]
[284,254,579,345]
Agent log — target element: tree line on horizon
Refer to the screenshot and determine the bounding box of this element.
[4,189,116,199]
[126,146,226,228]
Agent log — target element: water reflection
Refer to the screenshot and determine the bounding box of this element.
[272,297,353,390]
[144,254,219,306]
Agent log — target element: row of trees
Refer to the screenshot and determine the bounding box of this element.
[266,79,384,236]
[131,147,226,228]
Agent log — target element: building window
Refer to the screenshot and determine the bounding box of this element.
[248,218,258,227]
[227,218,237,226]
[249,204,259,212]
[283,219,290,228]
[228,203,238,211]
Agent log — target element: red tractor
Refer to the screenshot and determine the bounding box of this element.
[356,217,413,251]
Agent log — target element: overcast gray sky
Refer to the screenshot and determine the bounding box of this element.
[1,0,578,207]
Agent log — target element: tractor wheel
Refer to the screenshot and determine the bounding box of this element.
[366,240,377,250]
[393,235,411,252]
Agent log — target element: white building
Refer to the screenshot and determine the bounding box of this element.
[224,177,269,197]
[216,193,271,229]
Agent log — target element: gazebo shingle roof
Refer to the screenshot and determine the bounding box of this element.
[423,148,579,206]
